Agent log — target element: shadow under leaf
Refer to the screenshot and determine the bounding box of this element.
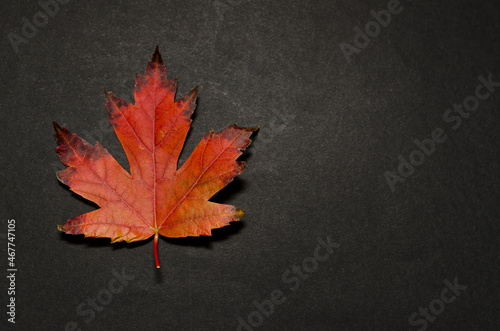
[163,220,245,249]
[58,231,151,250]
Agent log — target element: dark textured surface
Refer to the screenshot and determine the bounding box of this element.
[0,0,499,330]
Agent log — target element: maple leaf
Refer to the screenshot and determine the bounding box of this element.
[54,47,257,268]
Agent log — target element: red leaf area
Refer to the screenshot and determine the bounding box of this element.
[54,47,257,268]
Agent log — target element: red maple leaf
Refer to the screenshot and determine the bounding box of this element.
[54,47,257,268]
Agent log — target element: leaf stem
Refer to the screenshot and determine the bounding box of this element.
[154,232,160,268]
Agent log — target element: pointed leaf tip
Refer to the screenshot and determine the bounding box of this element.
[53,121,62,133]
[152,46,163,64]
[235,208,245,219]
[104,88,113,101]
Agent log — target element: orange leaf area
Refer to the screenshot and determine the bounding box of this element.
[54,47,257,268]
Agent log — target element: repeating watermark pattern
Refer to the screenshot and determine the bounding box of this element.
[249,106,296,175]
[6,220,16,324]
[384,72,499,192]
[340,0,404,63]
[65,268,135,331]
[255,108,295,148]
[7,0,72,54]
[248,103,296,176]
[408,277,467,330]
[236,236,340,330]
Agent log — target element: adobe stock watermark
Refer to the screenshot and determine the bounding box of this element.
[236,236,340,330]
[340,0,404,63]
[65,268,135,331]
[384,72,500,192]
[7,0,72,54]
[254,107,296,150]
[408,277,467,330]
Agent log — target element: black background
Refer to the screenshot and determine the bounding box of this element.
[1,0,499,330]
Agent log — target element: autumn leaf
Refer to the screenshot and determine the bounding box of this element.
[54,47,257,268]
